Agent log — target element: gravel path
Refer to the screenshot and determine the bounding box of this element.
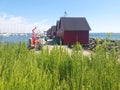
[42,44,91,56]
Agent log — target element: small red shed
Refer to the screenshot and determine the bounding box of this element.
[47,28,51,37]
[47,25,56,38]
[51,26,56,37]
[56,20,60,38]
[56,17,91,45]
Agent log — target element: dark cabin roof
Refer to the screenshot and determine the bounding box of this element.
[56,20,60,30]
[60,17,91,31]
[47,28,51,34]
[51,26,56,32]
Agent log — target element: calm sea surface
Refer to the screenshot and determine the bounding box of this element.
[0,33,120,43]
[90,33,120,40]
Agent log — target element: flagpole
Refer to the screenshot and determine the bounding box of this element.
[64,11,67,17]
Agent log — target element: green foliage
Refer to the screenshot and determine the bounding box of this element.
[73,42,82,51]
[0,41,120,90]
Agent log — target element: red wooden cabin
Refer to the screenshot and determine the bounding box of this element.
[51,26,56,37]
[47,25,56,38]
[56,17,91,45]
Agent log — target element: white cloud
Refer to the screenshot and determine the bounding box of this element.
[0,14,50,33]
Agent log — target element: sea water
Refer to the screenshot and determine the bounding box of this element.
[90,33,120,40]
[0,33,120,43]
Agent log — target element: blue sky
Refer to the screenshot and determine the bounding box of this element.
[0,0,120,33]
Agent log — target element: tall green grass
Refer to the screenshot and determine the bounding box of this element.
[0,41,120,90]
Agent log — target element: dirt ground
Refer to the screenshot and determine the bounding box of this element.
[43,45,91,57]
[35,38,120,63]
[45,39,91,56]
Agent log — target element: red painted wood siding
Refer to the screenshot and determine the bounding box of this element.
[63,31,89,45]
